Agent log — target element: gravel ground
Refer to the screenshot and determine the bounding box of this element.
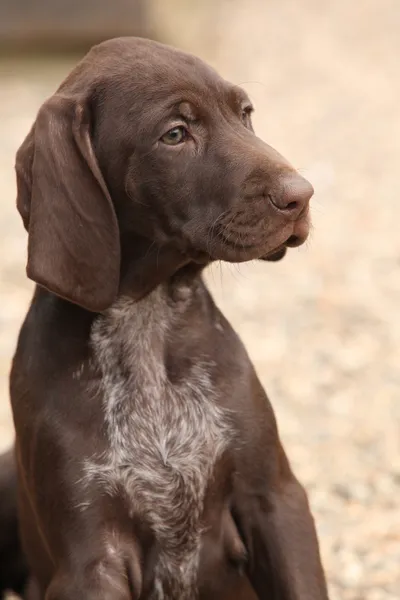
[1,1,399,598]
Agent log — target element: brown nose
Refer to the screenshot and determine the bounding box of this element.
[270,172,314,217]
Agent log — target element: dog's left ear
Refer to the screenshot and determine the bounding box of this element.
[15,94,120,312]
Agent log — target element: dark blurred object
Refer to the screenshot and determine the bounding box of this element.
[0,0,150,53]
[0,449,28,598]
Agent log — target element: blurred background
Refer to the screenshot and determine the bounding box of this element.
[0,0,399,598]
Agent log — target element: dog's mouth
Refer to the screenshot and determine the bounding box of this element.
[261,219,310,261]
[187,208,310,265]
[261,246,287,262]
[212,211,310,263]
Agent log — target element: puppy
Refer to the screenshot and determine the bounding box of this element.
[9,37,328,599]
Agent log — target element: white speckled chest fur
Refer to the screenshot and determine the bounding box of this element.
[85,285,231,599]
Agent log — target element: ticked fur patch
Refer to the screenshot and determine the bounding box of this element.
[84,286,231,599]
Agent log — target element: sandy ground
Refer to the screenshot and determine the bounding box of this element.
[1,0,399,598]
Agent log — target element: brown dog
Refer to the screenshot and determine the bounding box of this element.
[8,37,328,599]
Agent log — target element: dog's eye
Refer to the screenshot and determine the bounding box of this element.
[241,106,253,127]
[161,126,187,145]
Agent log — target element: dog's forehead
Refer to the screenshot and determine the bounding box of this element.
[93,36,220,78]
[77,37,249,111]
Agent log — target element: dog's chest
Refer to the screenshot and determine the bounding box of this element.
[86,289,230,599]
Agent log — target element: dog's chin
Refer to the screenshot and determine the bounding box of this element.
[206,233,293,264]
[204,243,288,264]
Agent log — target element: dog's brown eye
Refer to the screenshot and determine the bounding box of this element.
[161,126,187,145]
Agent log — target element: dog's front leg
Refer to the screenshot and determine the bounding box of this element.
[15,445,143,600]
[45,575,129,600]
[44,549,141,600]
[236,447,329,600]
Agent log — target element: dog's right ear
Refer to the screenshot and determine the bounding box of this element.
[15,95,120,312]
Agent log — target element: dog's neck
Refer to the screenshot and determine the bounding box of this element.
[119,236,209,303]
[31,238,211,352]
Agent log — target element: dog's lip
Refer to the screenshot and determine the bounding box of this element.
[285,218,310,247]
[261,246,287,261]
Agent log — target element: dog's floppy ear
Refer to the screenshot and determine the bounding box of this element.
[15,94,120,312]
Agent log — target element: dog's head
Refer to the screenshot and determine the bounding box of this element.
[15,37,313,312]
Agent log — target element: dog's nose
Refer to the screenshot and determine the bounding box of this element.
[270,173,314,216]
